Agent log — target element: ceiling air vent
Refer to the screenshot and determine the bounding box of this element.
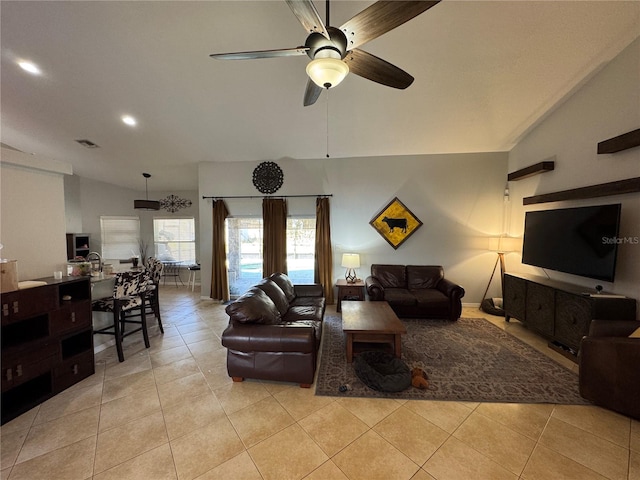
[75,139,100,149]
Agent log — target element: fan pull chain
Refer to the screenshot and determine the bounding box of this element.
[326,90,330,158]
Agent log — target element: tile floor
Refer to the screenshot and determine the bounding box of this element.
[1,288,638,480]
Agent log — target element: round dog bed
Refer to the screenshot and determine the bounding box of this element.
[481,298,505,317]
[354,351,411,392]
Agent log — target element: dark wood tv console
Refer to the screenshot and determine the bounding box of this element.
[1,277,94,424]
[503,273,636,359]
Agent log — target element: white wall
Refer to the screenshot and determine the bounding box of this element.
[198,152,510,303]
[68,175,198,269]
[507,37,640,313]
[0,148,70,280]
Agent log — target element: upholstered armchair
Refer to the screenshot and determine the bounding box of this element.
[579,319,640,420]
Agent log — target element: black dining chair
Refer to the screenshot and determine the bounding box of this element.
[92,271,151,362]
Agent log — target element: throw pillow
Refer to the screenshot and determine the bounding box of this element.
[269,273,296,303]
[255,278,290,316]
[629,326,640,338]
[225,288,281,325]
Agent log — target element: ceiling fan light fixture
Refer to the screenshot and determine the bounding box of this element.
[306,58,349,89]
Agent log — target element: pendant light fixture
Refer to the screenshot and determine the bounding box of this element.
[134,173,160,210]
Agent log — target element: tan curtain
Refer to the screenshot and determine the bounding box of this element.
[315,197,334,303]
[262,198,287,276]
[210,200,230,302]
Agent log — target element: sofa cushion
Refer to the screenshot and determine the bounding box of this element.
[412,288,449,308]
[284,305,324,323]
[383,288,417,306]
[371,264,407,289]
[255,278,290,316]
[270,273,296,303]
[225,288,281,324]
[407,266,444,290]
[291,296,326,310]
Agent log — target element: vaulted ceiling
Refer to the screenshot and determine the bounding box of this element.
[2,1,638,191]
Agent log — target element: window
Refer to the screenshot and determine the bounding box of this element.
[287,217,315,284]
[100,216,140,260]
[153,218,196,263]
[225,216,316,297]
[226,217,263,296]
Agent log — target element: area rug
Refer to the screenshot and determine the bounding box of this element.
[315,315,590,404]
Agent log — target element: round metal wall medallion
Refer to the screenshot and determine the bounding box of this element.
[253,161,284,194]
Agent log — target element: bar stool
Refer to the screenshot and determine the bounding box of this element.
[124,257,164,334]
[92,271,151,362]
[187,264,200,292]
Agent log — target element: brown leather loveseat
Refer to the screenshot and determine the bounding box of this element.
[365,264,465,321]
[221,273,325,387]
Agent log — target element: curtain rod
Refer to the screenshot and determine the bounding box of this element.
[202,194,332,200]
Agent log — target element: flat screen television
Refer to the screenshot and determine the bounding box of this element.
[521,203,621,282]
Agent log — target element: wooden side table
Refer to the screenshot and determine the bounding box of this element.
[336,279,365,313]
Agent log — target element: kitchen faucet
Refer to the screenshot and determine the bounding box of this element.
[86,251,102,273]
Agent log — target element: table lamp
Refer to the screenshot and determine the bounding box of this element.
[341,253,360,284]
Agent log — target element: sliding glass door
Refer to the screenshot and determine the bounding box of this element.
[226,217,263,297]
[286,217,315,284]
[226,216,316,297]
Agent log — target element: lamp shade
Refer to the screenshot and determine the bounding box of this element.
[306,58,349,89]
[341,253,360,269]
[488,236,521,253]
[134,199,160,210]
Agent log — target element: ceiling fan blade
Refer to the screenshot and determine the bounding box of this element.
[303,78,323,106]
[285,0,330,39]
[340,1,440,51]
[210,47,309,60]
[344,48,414,89]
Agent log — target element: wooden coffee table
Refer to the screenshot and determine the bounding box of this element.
[341,301,407,363]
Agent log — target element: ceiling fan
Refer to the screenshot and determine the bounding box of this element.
[210,0,440,106]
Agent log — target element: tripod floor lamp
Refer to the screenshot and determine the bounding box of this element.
[480,236,520,304]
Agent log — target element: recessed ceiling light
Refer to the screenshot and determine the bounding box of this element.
[18,60,42,75]
[121,115,137,127]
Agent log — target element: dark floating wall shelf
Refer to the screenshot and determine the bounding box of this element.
[523,177,640,205]
[597,128,640,154]
[508,161,555,181]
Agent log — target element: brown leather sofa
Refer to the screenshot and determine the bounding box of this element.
[365,264,465,321]
[221,273,325,387]
[579,319,640,420]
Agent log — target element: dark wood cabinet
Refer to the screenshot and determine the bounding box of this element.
[66,233,90,260]
[525,283,555,337]
[503,274,526,321]
[1,277,94,424]
[504,273,636,358]
[336,280,366,313]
